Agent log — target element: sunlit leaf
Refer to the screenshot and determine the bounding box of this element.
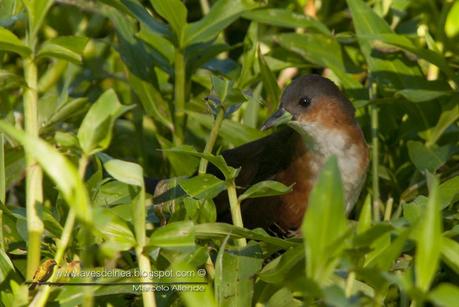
[0,121,92,223]
[0,27,31,56]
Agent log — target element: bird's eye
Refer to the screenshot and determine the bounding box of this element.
[298,96,312,107]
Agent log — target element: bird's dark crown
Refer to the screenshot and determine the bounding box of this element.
[280,75,355,121]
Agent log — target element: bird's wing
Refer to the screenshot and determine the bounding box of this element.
[215,127,298,187]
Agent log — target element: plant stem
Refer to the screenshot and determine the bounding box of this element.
[199,0,210,15]
[345,271,355,297]
[0,133,5,250]
[23,56,44,280]
[174,50,186,145]
[31,155,89,307]
[227,182,246,247]
[134,179,156,307]
[369,82,381,222]
[198,108,225,175]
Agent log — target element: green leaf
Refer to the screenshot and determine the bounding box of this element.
[0,27,31,56]
[362,33,455,78]
[258,244,304,284]
[77,89,134,155]
[215,245,263,306]
[0,121,92,223]
[194,223,295,249]
[426,101,459,146]
[429,283,459,307]
[187,110,265,146]
[414,176,442,292]
[93,208,136,251]
[147,221,195,248]
[238,180,292,202]
[258,47,281,109]
[407,141,450,173]
[184,0,260,46]
[0,134,4,204]
[357,195,371,234]
[150,0,187,45]
[166,146,238,179]
[0,248,15,282]
[23,0,53,39]
[179,174,227,200]
[438,176,459,209]
[346,0,424,93]
[104,159,144,187]
[45,97,89,127]
[441,236,459,274]
[277,33,362,89]
[0,70,24,90]
[242,8,330,35]
[128,73,174,131]
[37,36,89,64]
[302,156,347,285]
[395,89,452,103]
[445,1,459,38]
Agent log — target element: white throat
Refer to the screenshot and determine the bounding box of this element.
[291,122,367,212]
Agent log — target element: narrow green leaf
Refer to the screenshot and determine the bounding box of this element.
[258,47,281,109]
[277,33,362,89]
[150,0,187,44]
[445,1,459,38]
[414,176,442,292]
[129,73,174,131]
[346,0,424,93]
[104,159,144,187]
[184,0,260,46]
[0,121,92,223]
[166,146,238,180]
[147,221,195,248]
[77,89,134,155]
[215,247,263,306]
[441,236,459,274]
[238,180,292,202]
[0,27,31,56]
[258,244,304,284]
[396,89,452,103]
[302,156,347,285]
[194,223,295,249]
[357,195,371,234]
[23,0,53,39]
[37,36,89,64]
[179,174,226,200]
[429,283,459,307]
[242,8,330,35]
[187,110,265,146]
[362,33,454,78]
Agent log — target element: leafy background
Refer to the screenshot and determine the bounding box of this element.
[0,0,458,306]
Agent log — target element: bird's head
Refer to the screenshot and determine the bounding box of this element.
[261,75,356,132]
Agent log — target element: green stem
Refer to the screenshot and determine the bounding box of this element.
[134,178,156,306]
[0,133,5,250]
[227,182,246,247]
[345,271,355,297]
[199,0,210,15]
[174,50,186,145]
[369,82,381,222]
[198,108,225,175]
[24,56,44,280]
[31,156,89,307]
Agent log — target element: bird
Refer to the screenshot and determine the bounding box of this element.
[29,259,57,290]
[150,75,369,236]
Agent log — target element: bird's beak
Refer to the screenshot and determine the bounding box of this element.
[260,108,293,131]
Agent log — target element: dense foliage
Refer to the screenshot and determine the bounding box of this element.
[0,0,458,306]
